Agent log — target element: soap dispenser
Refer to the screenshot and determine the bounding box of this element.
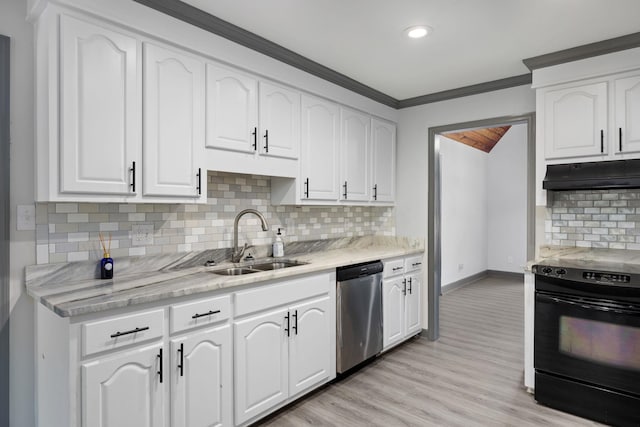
[273,228,284,258]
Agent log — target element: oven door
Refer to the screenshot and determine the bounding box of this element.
[535,291,640,396]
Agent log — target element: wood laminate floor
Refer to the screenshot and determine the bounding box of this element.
[256,276,601,426]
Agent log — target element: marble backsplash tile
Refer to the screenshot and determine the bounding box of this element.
[545,189,640,249]
[36,171,395,264]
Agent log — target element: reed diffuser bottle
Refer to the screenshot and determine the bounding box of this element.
[99,232,114,279]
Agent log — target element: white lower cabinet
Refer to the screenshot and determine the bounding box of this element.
[82,343,165,427]
[382,256,423,351]
[170,325,232,427]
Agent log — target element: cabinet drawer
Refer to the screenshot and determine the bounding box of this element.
[383,258,405,278]
[235,273,330,317]
[81,309,164,357]
[170,294,231,334]
[405,255,424,273]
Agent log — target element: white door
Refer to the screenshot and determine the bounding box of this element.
[405,273,422,337]
[544,82,608,159]
[143,43,204,198]
[615,75,640,155]
[259,81,300,159]
[171,326,232,427]
[206,63,258,153]
[383,277,404,349]
[82,343,164,427]
[300,95,339,201]
[340,107,370,202]
[234,308,289,425]
[59,15,139,196]
[371,119,396,203]
[289,296,331,397]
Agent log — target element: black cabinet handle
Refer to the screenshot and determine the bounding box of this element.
[157,348,163,383]
[373,184,378,201]
[619,127,623,152]
[191,309,220,319]
[408,277,413,294]
[402,278,407,295]
[284,312,290,337]
[264,129,269,152]
[343,181,348,199]
[600,129,604,153]
[304,178,309,198]
[110,326,149,338]
[412,262,422,267]
[177,343,184,377]
[392,266,403,272]
[292,310,298,335]
[130,161,136,193]
[196,168,202,195]
[252,127,257,151]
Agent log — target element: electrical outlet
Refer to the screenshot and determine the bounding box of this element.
[457,263,464,271]
[17,205,36,231]
[132,224,154,246]
[507,256,514,264]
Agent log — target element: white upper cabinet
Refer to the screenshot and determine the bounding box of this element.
[299,95,340,201]
[59,15,139,196]
[543,82,608,160]
[143,43,205,199]
[614,75,640,156]
[340,107,371,202]
[205,64,258,153]
[371,119,396,203]
[259,81,301,159]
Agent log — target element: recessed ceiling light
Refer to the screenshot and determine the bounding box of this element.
[405,26,431,39]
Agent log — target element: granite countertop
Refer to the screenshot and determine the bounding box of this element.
[26,236,424,318]
[526,245,640,273]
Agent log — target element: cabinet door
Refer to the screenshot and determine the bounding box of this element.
[383,277,404,349]
[171,326,232,427]
[405,273,422,337]
[300,95,339,201]
[289,296,331,397]
[82,343,164,427]
[143,43,204,198]
[206,63,258,153]
[615,75,640,155]
[59,15,138,195]
[234,308,289,425]
[371,119,396,203]
[340,107,371,202]
[259,81,300,159]
[544,82,608,159]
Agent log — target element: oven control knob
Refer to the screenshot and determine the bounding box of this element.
[542,267,553,274]
[556,268,567,276]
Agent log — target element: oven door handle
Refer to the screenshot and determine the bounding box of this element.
[537,293,640,315]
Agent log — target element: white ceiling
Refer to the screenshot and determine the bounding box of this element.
[181,0,640,100]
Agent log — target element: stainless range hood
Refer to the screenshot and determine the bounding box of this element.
[543,159,640,191]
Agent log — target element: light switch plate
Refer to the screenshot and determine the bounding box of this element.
[132,224,154,246]
[17,205,36,231]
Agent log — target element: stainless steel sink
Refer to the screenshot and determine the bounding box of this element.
[210,267,259,276]
[209,260,307,275]
[251,260,307,271]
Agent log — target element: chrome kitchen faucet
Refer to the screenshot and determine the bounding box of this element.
[232,209,269,263]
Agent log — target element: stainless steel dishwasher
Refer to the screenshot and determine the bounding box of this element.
[336,260,384,373]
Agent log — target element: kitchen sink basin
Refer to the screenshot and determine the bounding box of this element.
[210,267,260,276]
[251,260,307,271]
[209,260,307,276]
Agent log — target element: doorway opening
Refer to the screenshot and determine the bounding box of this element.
[426,113,535,340]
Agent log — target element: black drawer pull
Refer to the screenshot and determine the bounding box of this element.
[412,262,422,267]
[392,266,403,271]
[110,326,149,338]
[191,309,221,319]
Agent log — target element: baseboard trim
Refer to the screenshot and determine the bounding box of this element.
[442,269,524,295]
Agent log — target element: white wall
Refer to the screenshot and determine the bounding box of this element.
[1,1,36,426]
[396,85,535,240]
[440,136,488,286]
[487,123,528,273]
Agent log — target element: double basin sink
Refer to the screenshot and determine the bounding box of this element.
[210,260,307,276]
